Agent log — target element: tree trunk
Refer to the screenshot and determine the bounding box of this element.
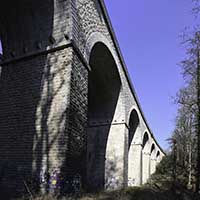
[196,48,200,193]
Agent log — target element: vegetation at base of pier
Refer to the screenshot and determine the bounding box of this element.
[15,154,200,199]
[15,155,200,199]
[15,184,199,200]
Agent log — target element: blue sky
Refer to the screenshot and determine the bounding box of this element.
[104,0,198,150]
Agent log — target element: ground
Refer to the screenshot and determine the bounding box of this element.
[16,185,199,200]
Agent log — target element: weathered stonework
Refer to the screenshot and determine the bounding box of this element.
[0,0,165,198]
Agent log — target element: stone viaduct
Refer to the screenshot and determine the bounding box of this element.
[0,0,165,197]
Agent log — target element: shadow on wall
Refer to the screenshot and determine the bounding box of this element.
[0,1,68,198]
[86,42,121,192]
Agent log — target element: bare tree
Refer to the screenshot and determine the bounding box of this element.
[178,30,200,193]
[192,0,200,16]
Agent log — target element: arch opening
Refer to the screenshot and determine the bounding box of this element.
[142,132,150,184]
[127,109,140,186]
[156,151,160,158]
[156,151,161,165]
[142,132,149,150]
[128,109,139,149]
[86,42,121,191]
[150,144,156,175]
[151,144,155,155]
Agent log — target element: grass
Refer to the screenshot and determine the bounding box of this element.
[15,184,199,200]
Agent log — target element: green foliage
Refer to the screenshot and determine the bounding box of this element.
[156,154,173,176]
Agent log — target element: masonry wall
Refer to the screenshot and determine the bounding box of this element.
[0,0,165,197]
[74,0,165,188]
[0,0,80,197]
[65,52,88,186]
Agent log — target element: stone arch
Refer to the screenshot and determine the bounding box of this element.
[156,150,161,164]
[86,40,122,191]
[156,150,160,158]
[127,109,140,186]
[150,143,156,154]
[84,32,120,68]
[142,132,151,184]
[150,143,156,174]
[142,132,150,152]
[128,109,139,149]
